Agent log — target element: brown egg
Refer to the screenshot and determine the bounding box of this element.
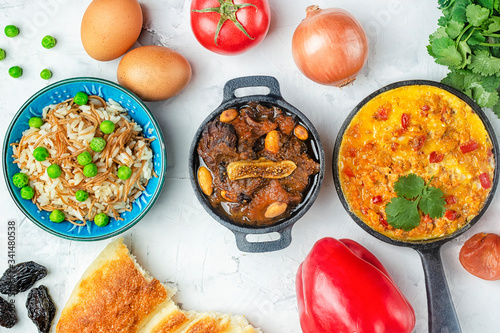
[81,0,143,61]
[117,45,192,102]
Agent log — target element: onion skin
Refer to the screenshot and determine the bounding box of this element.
[292,5,368,87]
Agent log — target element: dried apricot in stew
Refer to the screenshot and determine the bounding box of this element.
[197,102,320,226]
[459,233,500,280]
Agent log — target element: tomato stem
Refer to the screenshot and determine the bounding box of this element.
[192,0,257,46]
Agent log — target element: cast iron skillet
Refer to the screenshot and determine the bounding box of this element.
[333,80,499,333]
[189,76,325,253]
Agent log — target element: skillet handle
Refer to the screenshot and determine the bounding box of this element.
[416,247,462,333]
[232,227,292,253]
[222,76,282,103]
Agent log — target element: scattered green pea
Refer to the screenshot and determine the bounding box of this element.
[33,146,50,161]
[41,35,56,49]
[47,164,62,179]
[4,25,19,37]
[100,120,115,134]
[90,137,106,152]
[75,190,89,202]
[94,213,109,227]
[77,151,93,166]
[9,66,22,78]
[0,48,5,61]
[12,173,29,188]
[117,165,132,180]
[49,209,65,223]
[29,117,44,128]
[20,186,35,200]
[74,92,89,105]
[40,69,52,80]
[83,163,98,178]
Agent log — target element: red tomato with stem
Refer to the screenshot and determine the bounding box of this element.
[190,0,271,55]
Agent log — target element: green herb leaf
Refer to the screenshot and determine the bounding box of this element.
[457,41,472,68]
[442,69,467,90]
[430,26,450,42]
[471,82,500,107]
[432,37,463,67]
[481,75,500,91]
[466,4,491,26]
[469,50,500,76]
[429,0,500,119]
[386,198,421,231]
[394,174,425,199]
[476,0,495,10]
[419,187,447,218]
[492,99,500,117]
[439,0,456,10]
[446,20,465,38]
[484,17,500,34]
[385,174,447,232]
[468,29,487,45]
[451,0,470,23]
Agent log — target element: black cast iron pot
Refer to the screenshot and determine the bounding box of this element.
[333,80,499,333]
[190,76,325,253]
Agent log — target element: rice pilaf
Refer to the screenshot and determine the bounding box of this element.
[11,95,155,226]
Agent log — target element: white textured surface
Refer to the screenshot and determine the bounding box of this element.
[0,1,500,332]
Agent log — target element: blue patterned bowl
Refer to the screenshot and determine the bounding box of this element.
[2,77,166,241]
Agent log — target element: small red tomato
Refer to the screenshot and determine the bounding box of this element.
[445,210,457,220]
[374,107,388,120]
[460,140,478,154]
[479,173,491,189]
[445,195,457,205]
[371,196,383,204]
[422,104,430,112]
[401,113,410,130]
[391,142,399,151]
[429,151,444,163]
[190,0,271,55]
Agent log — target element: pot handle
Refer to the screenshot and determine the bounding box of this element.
[232,227,292,253]
[222,76,282,103]
[416,246,462,333]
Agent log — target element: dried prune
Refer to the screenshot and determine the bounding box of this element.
[0,295,17,328]
[0,261,47,295]
[26,285,55,333]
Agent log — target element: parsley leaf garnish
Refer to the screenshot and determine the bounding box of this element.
[428,0,500,116]
[385,174,446,231]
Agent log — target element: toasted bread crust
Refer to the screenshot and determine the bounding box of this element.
[56,238,172,333]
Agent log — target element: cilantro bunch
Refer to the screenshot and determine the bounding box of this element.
[428,0,500,116]
[385,174,446,231]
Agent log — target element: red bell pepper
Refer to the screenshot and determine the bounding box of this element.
[296,238,416,333]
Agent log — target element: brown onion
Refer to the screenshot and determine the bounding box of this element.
[292,5,368,87]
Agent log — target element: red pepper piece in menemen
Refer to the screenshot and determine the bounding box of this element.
[429,151,444,163]
[460,140,478,154]
[479,173,491,189]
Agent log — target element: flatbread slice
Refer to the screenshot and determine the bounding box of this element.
[56,238,175,333]
[56,238,261,333]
